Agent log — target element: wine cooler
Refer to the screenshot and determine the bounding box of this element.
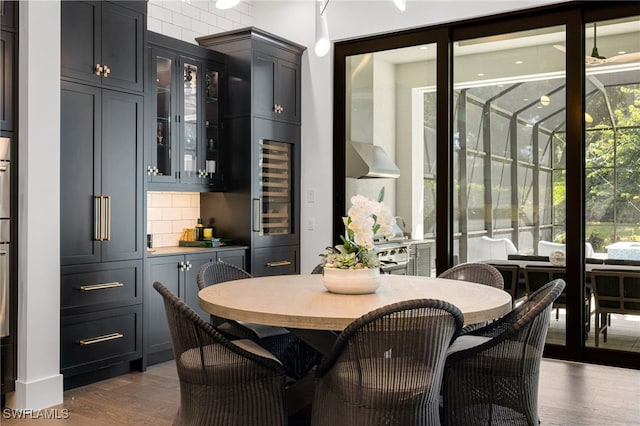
[258,140,292,237]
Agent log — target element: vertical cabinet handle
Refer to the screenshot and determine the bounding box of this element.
[94,196,102,240]
[103,195,111,241]
[252,198,261,233]
[93,195,112,241]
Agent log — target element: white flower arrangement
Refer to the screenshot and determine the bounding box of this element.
[321,195,395,269]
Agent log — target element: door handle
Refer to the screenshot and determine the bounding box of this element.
[266,260,292,267]
[252,198,261,233]
[94,196,102,240]
[103,195,111,241]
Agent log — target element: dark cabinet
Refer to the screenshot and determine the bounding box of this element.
[146,32,225,191]
[1,31,14,132]
[253,51,301,124]
[1,1,15,29]
[61,1,144,92]
[60,81,144,266]
[197,28,305,277]
[144,248,246,366]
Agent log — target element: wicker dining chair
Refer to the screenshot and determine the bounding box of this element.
[441,278,565,426]
[310,264,324,274]
[197,260,321,380]
[438,262,504,290]
[153,281,287,426]
[311,299,464,426]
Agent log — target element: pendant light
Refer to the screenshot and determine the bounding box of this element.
[315,0,330,57]
[392,0,406,12]
[216,0,240,10]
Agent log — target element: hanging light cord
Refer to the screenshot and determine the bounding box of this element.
[320,0,330,16]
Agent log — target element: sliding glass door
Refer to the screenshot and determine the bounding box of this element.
[334,3,640,369]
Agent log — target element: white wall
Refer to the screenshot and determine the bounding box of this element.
[252,0,567,273]
[11,0,63,411]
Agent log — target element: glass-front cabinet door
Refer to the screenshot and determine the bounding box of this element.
[205,65,223,189]
[180,61,200,184]
[149,51,177,183]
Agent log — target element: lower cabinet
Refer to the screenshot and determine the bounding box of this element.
[60,260,143,389]
[144,248,246,366]
[252,245,299,277]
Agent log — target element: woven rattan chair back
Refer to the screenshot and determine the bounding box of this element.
[438,262,504,290]
[153,281,287,426]
[442,279,565,426]
[311,299,464,426]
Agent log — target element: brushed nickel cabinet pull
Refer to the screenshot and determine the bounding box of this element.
[79,332,124,346]
[266,260,292,267]
[79,282,124,292]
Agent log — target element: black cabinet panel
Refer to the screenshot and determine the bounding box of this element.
[1,31,14,131]
[61,305,142,375]
[60,83,143,265]
[252,245,299,277]
[183,252,217,321]
[60,82,101,265]
[100,90,143,262]
[1,1,16,29]
[253,52,277,119]
[216,249,246,269]
[61,1,144,92]
[61,260,142,314]
[61,1,102,87]
[100,2,143,92]
[276,59,300,123]
[144,255,181,359]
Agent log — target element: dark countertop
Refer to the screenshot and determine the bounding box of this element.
[146,245,249,257]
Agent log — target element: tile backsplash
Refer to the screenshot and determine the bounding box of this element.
[147,191,200,248]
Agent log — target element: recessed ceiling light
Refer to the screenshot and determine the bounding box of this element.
[477,72,485,77]
[618,51,627,55]
[419,46,428,50]
[523,98,529,102]
[540,95,550,106]
[515,60,524,64]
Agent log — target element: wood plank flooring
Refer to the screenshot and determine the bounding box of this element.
[2,359,639,425]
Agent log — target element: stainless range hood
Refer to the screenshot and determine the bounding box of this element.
[346,140,400,179]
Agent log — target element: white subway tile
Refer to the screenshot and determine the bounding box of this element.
[172,193,192,208]
[200,10,217,26]
[172,10,191,28]
[191,18,209,35]
[147,16,163,33]
[181,3,200,19]
[155,220,174,234]
[155,192,174,208]
[190,193,200,207]
[162,208,182,221]
[181,28,200,44]
[182,207,200,219]
[225,9,241,24]
[217,16,233,30]
[163,0,182,13]
[162,21,183,39]
[147,207,163,221]
[166,232,182,247]
[241,13,252,27]
[149,4,173,22]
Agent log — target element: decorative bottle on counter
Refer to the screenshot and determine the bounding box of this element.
[195,217,204,241]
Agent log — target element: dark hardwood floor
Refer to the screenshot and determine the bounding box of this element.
[2,359,639,425]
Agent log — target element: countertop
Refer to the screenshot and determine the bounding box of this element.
[146,245,249,257]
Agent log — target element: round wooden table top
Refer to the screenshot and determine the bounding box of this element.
[199,274,513,331]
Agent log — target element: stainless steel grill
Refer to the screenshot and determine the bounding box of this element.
[376,241,410,274]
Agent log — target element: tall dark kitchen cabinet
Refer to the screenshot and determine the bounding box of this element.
[197,28,305,276]
[60,0,146,389]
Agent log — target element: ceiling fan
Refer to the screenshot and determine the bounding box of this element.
[554,23,640,65]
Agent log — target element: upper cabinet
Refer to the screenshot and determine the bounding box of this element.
[1,31,14,132]
[61,1,145,93]
[147,32,225,191]
[253,52,301,124]
[1,1,16,30]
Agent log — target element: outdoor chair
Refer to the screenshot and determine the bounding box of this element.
[153,281,287,426]
[438,262,504,290]
[197,260,321,379]
[489,264,525,306]
[311,299,464,426]
[442,279,566,426]
[590,270,640,347]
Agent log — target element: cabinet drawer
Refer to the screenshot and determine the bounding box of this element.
[252,245,298,277]
[61,305,141,374]
[61,260,142,314]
